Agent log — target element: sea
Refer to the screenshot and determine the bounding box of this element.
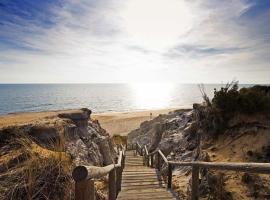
[0,83,254,115]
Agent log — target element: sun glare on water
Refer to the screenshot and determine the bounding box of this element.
[130,83,174,110]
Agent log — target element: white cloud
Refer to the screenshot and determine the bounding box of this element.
[119,0,194,49]
[0,0,269,83]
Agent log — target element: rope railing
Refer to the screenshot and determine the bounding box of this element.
[134,143,270,200]
[72,147,126,200]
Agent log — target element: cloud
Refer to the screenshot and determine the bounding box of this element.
[165,45,246,59]
[0,0,269,83]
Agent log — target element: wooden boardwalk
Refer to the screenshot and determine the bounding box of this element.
[117,151,176,200]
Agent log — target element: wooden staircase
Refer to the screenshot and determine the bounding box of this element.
[117,151,176,200]
[72,144,270,200]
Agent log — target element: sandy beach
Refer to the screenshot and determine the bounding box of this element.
[92,108,178,135]
[0,108,179,135]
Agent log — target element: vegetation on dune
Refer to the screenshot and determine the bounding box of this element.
[198,81,270,136]
[0,135,74,200]
[212,81,270,114]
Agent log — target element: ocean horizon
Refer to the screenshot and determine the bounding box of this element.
[0,83,255,115]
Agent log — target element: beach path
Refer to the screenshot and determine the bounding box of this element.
[117,151,176,200]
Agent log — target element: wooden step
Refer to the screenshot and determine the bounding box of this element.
[117,150,176,200]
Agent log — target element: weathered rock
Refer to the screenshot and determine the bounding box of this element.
[148,123,164,152]
[58,108,92,121]
[96,137,115,165]
[0,108,115,167]
[158,138,173,156]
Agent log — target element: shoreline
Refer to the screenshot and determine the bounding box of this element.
[0,107,190,135]
[0,105,191,116]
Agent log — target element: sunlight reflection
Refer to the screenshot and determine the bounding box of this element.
[130,83,173,109]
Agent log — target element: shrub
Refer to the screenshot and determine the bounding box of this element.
[212,82,239,113]
[212,82,270,114]
[238,87,270,113]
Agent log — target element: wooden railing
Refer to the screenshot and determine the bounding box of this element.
[72,146,126,200]
[135,142,270,200]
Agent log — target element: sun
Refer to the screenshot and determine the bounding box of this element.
[130,82,174,109]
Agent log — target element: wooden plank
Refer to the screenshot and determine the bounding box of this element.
[117,150,176,200]
[158,150,168,163]
[168,161,270,174]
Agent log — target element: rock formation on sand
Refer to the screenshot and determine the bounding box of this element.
[128,104,270,199]
[0,108,116,200]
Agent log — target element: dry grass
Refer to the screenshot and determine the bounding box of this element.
[0,135,74,200]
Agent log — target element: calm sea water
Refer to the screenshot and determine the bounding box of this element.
[0,84,253,115]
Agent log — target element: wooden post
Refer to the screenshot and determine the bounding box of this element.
[75,179,95,200]
[191,166,199,200]
[157,153,161,171]
[147,156,149,167]
[167,164,172,189]
[122,154,125,169]
[116,167,121,195]
[116,145,118,154]
[150,154,154,168]
[143,155,146,166]
[140,148,143,156]
[109,169,116,200]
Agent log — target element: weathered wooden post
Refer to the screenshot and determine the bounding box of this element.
[116,145,120,154]
[143,154,146,166]
[109,168,117,200]
[75,179,95,200]
[156,153,161,171]
[122,153,125,169]
[167,163,172,189]
[191,166,199,200]
[150,154,154,168]
[116,167,121,195]
[119,153,125,193]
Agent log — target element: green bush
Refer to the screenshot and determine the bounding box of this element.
[212,83,239,113]
[212,82,270,114]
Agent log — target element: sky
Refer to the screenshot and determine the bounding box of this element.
[0,0,269,83]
